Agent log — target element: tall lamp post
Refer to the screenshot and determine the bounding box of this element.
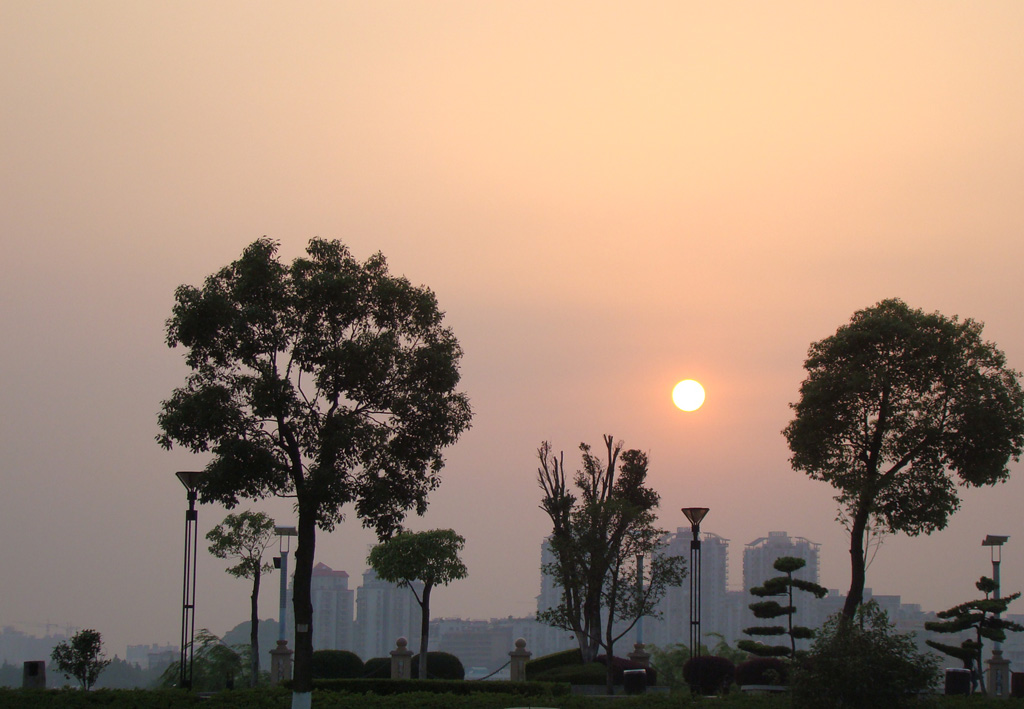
[983,534,1010,697]
[681,507,709,658]
[271,525,297,684]
[175,471,204,690]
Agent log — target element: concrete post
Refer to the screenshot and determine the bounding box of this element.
[509,638,531,681]
[269,639,294,684]
[22,661,46,689]
[390,637,413,679]
[628,642,651,668]
[987,648,1011,698]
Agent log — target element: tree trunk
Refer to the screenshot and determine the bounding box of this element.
[291,506,317,701]
[251,568,261,687]
[418,584,432,680]
[843,504,870,619]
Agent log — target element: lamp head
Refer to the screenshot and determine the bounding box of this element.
[681,507,709,529]
[175,470,204,492]
[983,535,1010,547]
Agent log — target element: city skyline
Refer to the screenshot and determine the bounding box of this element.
[3,2,1024,661]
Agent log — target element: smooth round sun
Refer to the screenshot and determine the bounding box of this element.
[672,379,706,412]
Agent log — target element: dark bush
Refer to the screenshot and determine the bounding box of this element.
[529,661,607,685]
[305,678,569,696]
[524,647,582,677]
[362,657,390,678]
[683,655,735,695]
[411,651,464,680]
[311,649,364,679]
[596,654,658,685]
[735,656,788,686]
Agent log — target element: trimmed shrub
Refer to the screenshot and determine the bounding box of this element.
[411,651,464,680]
[735,656,788,686]
[311,650,364,679]
[305,678,569,696]
[596,654,658,686]
[683,655,735,695]
[524,647,582,677]
[363,657,390,678]
[529,661,607,685]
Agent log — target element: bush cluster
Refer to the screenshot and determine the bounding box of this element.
[683,654,735,695]
[311,650,364,679]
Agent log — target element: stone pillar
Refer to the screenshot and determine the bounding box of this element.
[270,639,293,684]
[22,661,46,689]
[628,642,651,668]
[391,637,413,679]
[987,649,1011,698]
[509,638,531,681]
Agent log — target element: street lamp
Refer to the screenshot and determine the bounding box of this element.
[175,470,204,690]
[983,534,1010,696]
[271,525,297,684]
[681,507,709,657]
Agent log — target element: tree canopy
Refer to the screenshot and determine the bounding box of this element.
[367,528,468,679]
[784,298,1024,617]
[157,238,472,699]
[536,435,685,693]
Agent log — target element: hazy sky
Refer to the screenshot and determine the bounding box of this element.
[3,2,1024,657]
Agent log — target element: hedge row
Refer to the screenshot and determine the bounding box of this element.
[301,677,570,696]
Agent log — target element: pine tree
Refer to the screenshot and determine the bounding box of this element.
[738,556,827,660]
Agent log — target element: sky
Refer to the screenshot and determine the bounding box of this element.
[3,1,1024,658]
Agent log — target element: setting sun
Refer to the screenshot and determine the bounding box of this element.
[672,379,706,412]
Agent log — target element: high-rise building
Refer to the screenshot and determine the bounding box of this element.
[353,569,422,661]
[309,562,355,652]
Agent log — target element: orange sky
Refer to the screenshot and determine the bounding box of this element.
[3,2,1024,656]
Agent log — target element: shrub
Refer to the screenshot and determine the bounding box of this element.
[735,657,788,686]
[411,651,464,680]
[524,647,582,677]
[529,661,607,685]
[683,655,735,695]
[311,650,364,679]
[363,657,390,678]
[596,654,658,685]
[791,602,939,709]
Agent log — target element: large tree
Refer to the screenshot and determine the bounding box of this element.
[157,238,472,707]
[206,510,276,686]
[784,298,1024,618]
[367,528,468,679]
[537,435,685,692]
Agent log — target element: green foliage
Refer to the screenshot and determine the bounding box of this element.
[293,678,570,697]
[528,661,607,685]
[362,657,390,678]
[157,238,473,692]
[311,650,364,679]
[524,647,582,677]
[50,629,112,690]
[792,602,939,709]
[785,298,1024,616]
[925,575,1024,686]
[682,655,736,695]
[735,657,788,687]
[411,651,464,680]
[157,629,245,691]
[536,435,686,671]
[740,556,827,661]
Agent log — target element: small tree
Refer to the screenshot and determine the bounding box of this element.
[925,575,1024,694]
[785,299,1024,619]
[739,556,827,661]
[367,528,467,679]
[50,629,111,690]
[158,629,244,691]
[206,510,276,686]
[536,435,685,694]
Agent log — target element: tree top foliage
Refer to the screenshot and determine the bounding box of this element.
[206,510,276,580]
[157,238,473,536]
[785,297,1024,537]
[367,528,468,592]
